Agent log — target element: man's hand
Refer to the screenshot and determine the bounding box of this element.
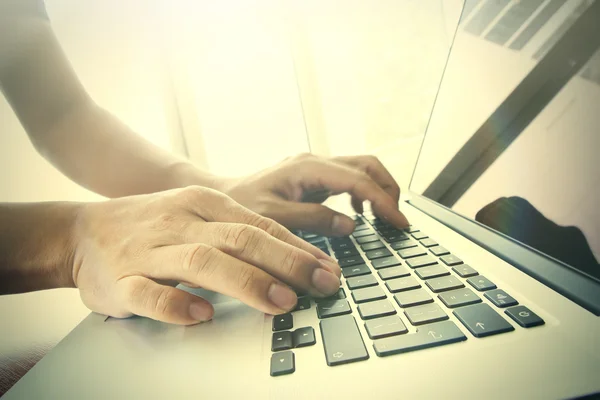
[72,186,341,325]
[221,153,409,236]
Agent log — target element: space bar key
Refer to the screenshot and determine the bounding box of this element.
[320,315,369,366]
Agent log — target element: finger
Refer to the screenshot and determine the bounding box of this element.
[351,196,364,215]
[334,155,401,203]
[299,159,409,228]
[151,244,305,315]
[181,222,341,289]
[118,276,214,325]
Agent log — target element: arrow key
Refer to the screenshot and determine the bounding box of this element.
[270,351,295,377]
[293,327,316,348]
[272,313,293,331]
[453,303,514,338]
[272,331,293,352]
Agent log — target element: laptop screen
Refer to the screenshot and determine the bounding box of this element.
[410,0,600,281]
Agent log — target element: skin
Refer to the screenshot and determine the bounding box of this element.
[0,5,408,325]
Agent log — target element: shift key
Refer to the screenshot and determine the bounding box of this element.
[320,315,369,366]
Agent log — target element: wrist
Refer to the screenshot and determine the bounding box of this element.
[168,161,226,192]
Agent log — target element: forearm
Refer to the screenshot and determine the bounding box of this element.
[0,202,79,294]
[32,101,223,198]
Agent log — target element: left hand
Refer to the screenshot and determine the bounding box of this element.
[221,153,409,236]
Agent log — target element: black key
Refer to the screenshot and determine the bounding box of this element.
[373,321,467,357]
[406,255,438,269]
[270,351,295,376]
[273,313,293,331]
[394,289,433,308]
[430,246,450,256]
[505,306,545,328]
[419,238,438,248]
[272,331,293,351]
[371,256,402,270]
[316,299,352,319]
[404,303,448,326]
[425,276,465,293]
[366,248,392,260]
[334,248,359,258]
[484,289,518,308]
[338,256,364,268]
[383,233,409,243]
[415,265,450,280]
[467,276,497,291]
[377,226,399,236]
[316,245,330,256]
[412,232,428,240]
[378,266,410,280]
[385,276,421,293]
[341,264,371,278]
[346,274,378,290]
[353,224,370,232]
[453,303,515,338]
[293,296,311,311]
[307,236,326,245]
[361,241,385,251]
[353,229,375,238]
[302,233,318,240]
[352,286,387,303]
[391,240,418,250]
[320,315,369,366]
[293,327,316,348]
[440,254,463,266]
[314,288,346,303]
[438,288,482,308]
[356,235,379,244]
[365,315,408,339]
[330,240,353,251]
[357,299,397,320]
[398,247,427,259]
[452,264,478,278]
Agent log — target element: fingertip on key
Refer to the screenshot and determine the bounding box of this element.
[319,259,341,278]
[311,268,341,296]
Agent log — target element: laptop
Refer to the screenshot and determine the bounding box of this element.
[5,0,600,398]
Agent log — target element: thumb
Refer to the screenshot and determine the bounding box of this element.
[272,201,355,237]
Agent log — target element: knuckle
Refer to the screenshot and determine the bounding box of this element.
[152,287,173,316]
[279,249,303,279]
[182,244,218,279]
[237,266,256,294]
[253,216,279,236]
[224,224,260,250]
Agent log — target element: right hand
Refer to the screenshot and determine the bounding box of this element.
[71,186,341,325]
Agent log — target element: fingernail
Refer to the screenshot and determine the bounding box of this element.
[311,268,340,295]
[189,302,213,321]
[268,283,297,311]
[319,259,341,278]
[331,215,354,236]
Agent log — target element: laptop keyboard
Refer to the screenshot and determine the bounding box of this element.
[269,213,545,377]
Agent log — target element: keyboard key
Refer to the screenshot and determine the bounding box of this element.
[484,289,518,308]
[338,256,364,268]
[404,303,448,325]
[438,288,482,308]
[346,274,378,290]
[365,315,408,339]
[391,240,418,250]
[415,265,450,280]
[357,299,397,320]
[419,238,438,248]
[302,233,318,240]
[467,276,497,291]
[394,289,433,308]
[412,232,428,240]
[293,296,311,311]
[452,264,478,277]
[378,266,410,280]
[334,248,359,259]
[425,276,465,293]
[505,306,545,328]
[307,237,326,246]
[453,303,515,338]
[353,229,375,238]
[406,227,420,234]
[373,321,467,357]
[316,300,352,319]
[385,276,421,293]
[270,351,295,376]
[356,235,380,244]
[366,248,392,260]
[398,247,427,259]
[352,286,387,304]
[383,233,409,243]
[293,327,316,348]
[272,331,293,351]
[353,224,370,232]
[331,240,354,251]
[361,241,385,251]
[273,313,293,331]
[314,288,346,303]
[320,315,369,366]
[406,255,438,269]
[371,256,402,269]
[440,254,463,266]
[429,246,450,256]
[341,264,371,278]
